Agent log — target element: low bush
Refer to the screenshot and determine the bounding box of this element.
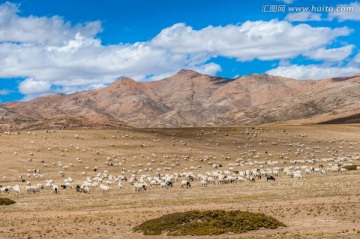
[0,197,16,205]
[342,165,359,171]
[134,210,285,236]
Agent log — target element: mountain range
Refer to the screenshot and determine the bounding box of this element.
[1,69,359,130]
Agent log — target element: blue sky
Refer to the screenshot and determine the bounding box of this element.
[0,0,360,102]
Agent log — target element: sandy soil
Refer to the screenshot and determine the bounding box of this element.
[0,125,360,239]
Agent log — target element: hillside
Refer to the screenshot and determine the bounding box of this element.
[1,70,359,130]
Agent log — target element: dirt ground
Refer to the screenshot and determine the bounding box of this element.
[0,125,360,239]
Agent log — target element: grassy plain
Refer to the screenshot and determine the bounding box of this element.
[0,125,359,239]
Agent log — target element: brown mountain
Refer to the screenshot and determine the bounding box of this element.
[0,70,359,130]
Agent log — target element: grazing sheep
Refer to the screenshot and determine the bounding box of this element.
[248,176,256,182]
[82,185,90,194]
[201,180,208,187]
[165,181,173,188]
[76,184,90,194]
[293,172,303,180]
[206,177,215,184]
[12,185,20,195]
[236,176,245,183]
[340,168,348,173]
[0,186,10,193]
[76,184,82,192]
[181,180,191,189]
[118,181,124,188]
[134,183,148,192]
[266,175,276,181]
[25,185,38,193]
[45,180,53,188]
[104,180,113,186]
[52,185,59,194]
[36,184,44,191]
[218,175,225,184]
[99,184,111,194]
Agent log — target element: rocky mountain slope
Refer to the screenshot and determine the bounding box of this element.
[1,70,359,130]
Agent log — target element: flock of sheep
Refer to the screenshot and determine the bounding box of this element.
[1,157,359,196]
[0,128,359,197]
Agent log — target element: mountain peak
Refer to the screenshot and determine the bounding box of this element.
[108,77,138,87]
[175,69,202,77]
[120,77,137,83]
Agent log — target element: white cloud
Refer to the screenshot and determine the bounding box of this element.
[18,78,51,95]
[0,89,10,95]
[353,53,360,63]
[266,64,360,80]
[328,2,360,22]
[151,21,351,61]
[285,12,322,22]
[0,2,355,100]
[278,0,294,4]
[304,45,354,61]
[0,2,101,45]
[192,63,222,76]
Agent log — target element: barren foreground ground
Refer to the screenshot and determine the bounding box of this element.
[1,125,360,239]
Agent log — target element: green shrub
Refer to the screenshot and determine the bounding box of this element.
[0,197,16,205]
[342,165,359,171]
[134,210,285,236]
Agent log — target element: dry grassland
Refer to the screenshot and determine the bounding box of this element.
[0,125,360,239]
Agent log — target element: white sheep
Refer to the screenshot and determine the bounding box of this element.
[236,176,245,183]
[104,180,113,186]
[134,182,148,192]
[206,177,215,184]
[25,185,38,193]
[12,185,20,195]
[45,180,53,188]
[118,181,124,188]
[0,186,11,193]
[82,185,90,194]
[99,184,111,194]
[181,180,191,188]
[36,184,44,191]
[52,184,59,194]
[200,180,208,187]
[293,172,303,180]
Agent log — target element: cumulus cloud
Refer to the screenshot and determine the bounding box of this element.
[151,21,351,61]
[304,45,354,62]
[266,64,360,80]
[328,2,360,22]
[0,2,356,99]
[18,78,51,95]
[0,2,101,45]
[285,12,322,22]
